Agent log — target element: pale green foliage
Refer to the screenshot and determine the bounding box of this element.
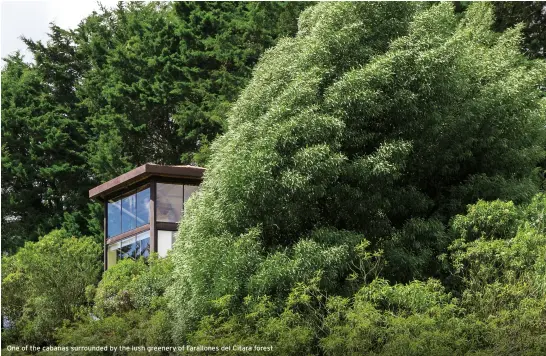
[169,2,546,342]
[188,195,546,355]
[1,230,102,346]
[321,279,481,356]
[450,195,546,314]
[54,311,171,356]
[451,200,522,241]
[248,229,369,296]
[524,193,546,233]
[92,255,173,320]
[446,195,546,354]
[92,259,148,317]
[55,255,174,354]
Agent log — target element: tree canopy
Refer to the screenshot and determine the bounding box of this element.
[168,1,546,343]
[1,2,311,252]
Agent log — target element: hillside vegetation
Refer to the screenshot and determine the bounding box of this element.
[2,2,546,355]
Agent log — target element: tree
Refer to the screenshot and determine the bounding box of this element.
[492,1,546,60]
[76,2,312,182]
[168,2,546,342]
[1,26,96,252]
[1,2,311,250]
[1,230,102,346]
[182,196,546,355]
[171,2,312,165]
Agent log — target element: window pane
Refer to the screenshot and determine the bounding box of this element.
[121,193,136,233]
[107,200,121,238]
[120,237,136,260]
[136,231,150,259]
[183,185,199,206]
[157,183,183,223]
[136,187,150,227]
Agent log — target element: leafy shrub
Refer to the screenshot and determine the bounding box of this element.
[1,230,102,346]
[451,200,522,241]
[92,255,172,316]
[55,255,174,353]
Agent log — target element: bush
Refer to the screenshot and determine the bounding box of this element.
[1,230,102,346]
[55,255,174,354]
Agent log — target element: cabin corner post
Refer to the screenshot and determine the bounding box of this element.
[103,199,108,270]
[150,179,157,254]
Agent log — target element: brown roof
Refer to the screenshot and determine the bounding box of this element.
[89,163,205,201]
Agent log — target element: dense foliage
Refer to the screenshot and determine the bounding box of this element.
[183,195,546,355]
[2,2,546,355]
[80,2,311,181]
[1,43,95,251]
[492,1,546,60]
[169,1,546,342]
[53,256,174,355]
[1,2,311,253]
[1,230,102,347]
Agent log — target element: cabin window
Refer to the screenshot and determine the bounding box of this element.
[184,185,199,205]
[107,186,150,238]
[157,183,199,223]
[121,194,136,232]
[107,231,150,267]
[157,183,183,223]
[136,187,150,227]
[107,200,121,238]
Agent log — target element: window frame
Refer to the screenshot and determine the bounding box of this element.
[107,184,150,239]
[156,182,199,223]
[107,230,151,265]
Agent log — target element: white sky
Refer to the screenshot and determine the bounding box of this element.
[1,0,118,63]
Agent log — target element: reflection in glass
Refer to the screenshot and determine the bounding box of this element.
[157,183,183,223]
[107,231,151,268]
[120,237,136,260]
[107,200,121,238]
[184,185,198,204]
[107,186,150,238]
[121,194,136,233]
[136,188,150,227]
[136,231,150,259]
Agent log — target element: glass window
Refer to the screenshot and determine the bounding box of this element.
[121,194,136,233]
[106,231,152,268]
[184,185,199,205]
[136,188,150,227]
[107,185,150,238]
[136,231,150,259]
[107,200,121,238]
[157,183,183,223]
[119,236,136,260]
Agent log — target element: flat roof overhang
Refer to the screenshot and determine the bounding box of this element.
[89,163,205,201]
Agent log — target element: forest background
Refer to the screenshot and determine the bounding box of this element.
[2,2,546,355]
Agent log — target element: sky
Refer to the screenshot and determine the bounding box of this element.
[1,1,117,63]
